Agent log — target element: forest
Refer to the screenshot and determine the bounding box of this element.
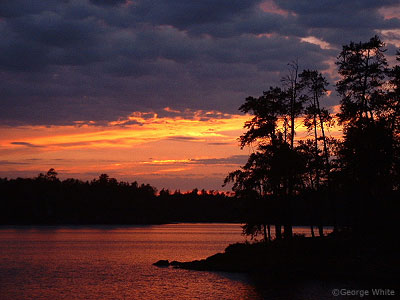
[0,171,241,224]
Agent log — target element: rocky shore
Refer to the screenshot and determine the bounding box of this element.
[154,234,399,282]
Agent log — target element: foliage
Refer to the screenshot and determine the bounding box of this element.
[226,36,400,240]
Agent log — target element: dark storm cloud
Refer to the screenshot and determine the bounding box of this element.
[274,0,399,15]
[0,1,58,18]
[274,0,400,45]
[0,0,399,125]
[132,0,262,28]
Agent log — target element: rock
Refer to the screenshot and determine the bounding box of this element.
[170,260,182,267]
[153,259,170,267]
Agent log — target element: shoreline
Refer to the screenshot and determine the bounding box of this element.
[155,234,399,284]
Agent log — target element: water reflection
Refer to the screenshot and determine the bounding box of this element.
[0,224,338,300]
[0,224,262,300]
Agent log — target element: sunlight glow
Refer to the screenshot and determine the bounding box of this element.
[0,108,342,190]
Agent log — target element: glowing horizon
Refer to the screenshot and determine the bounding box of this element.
[0,108,248,191]
[0,107,343,191]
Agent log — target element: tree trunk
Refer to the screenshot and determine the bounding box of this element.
[263,224,267,242]
[313,95,323,236]
[313,96,320,190]
[316,98,337,232]
[318,224,324,237]
[284,224,293,239]
[275,224,282,239]
[289,63,298,149]
[287,69,297,238]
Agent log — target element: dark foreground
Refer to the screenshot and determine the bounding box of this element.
[155,233,399,286]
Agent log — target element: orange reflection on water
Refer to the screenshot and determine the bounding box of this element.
[0,224,263,300]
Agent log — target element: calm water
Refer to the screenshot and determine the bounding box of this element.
[0,224,340,300]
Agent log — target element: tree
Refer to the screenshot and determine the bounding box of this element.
[387,51,400,189]
[36,168,59,182]
[227,37,399,240]
[46,168,59,181]
[299,70,335,234]
[336,35,388,124]
[239,87,287,147]
[281,60,305,149]
[280,61,307,237]
[225,133,306,240]
[226,64,308,239]
[335,36,398,233]
[387,51,400,134]
[227,86,285,239]
[300,70,332,179]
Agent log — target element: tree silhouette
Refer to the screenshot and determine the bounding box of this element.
[335,36,398,234]
[46,168,59,181]
[226,36,400,240]
[336,35,388,123]
[299,70,335,235]
[387,51,400,190]
[226,66,309,239]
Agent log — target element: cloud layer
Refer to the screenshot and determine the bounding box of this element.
[1,0,399,125]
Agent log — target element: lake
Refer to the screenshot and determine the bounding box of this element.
[0,224,339,299]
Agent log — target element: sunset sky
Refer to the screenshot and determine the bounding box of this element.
[1,0,399,191]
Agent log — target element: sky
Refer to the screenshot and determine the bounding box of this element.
[1,0,400,191]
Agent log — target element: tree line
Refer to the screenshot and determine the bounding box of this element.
[1,168,344,226]
[224,36,400,240]
[0,170,245,224]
